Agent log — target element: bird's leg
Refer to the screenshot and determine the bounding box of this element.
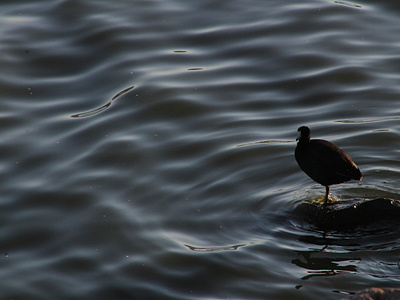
[323,186,330,207]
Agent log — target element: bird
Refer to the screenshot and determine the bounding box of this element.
[295,126,362,207]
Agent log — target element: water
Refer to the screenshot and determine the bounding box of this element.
[0,0,399,299]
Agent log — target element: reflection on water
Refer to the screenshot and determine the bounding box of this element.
[235,140,293,148]
[71,85,135,118]
[292,250,359,280]
[334,1,363,9]
[185,243,247,252]
[335,116,400,124]
[293,220,400,281]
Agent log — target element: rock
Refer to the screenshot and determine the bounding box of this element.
[341,287,400,300]
[295,198,400,230]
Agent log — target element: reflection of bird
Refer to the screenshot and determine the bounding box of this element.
[295,126,362,207]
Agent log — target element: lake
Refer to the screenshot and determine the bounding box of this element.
[0,0,399,299]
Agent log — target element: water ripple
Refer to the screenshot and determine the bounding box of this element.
[71,85,135,118]
[1,0,400,299]
[334,1,363,9]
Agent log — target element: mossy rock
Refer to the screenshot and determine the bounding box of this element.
[341,287,400,300]
[295,198,400,230]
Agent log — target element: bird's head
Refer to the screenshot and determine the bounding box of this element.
[296,126,311,142]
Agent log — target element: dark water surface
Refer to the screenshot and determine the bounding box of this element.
[1,0,400,299]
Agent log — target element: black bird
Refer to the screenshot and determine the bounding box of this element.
[295,126,362,207]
